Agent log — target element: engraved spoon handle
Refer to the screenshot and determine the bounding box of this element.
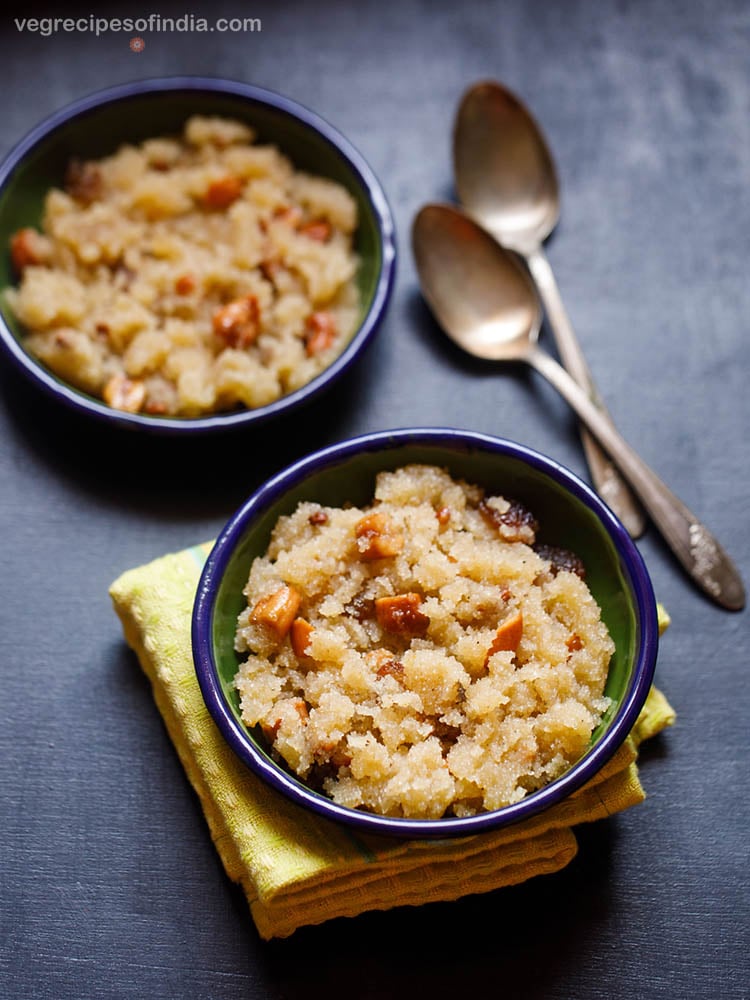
[526,246,647,539]
[528,345,745,610]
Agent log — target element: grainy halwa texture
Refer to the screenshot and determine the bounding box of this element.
[4,115,359,416]
[234,465,615,820]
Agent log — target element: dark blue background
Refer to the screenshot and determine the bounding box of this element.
[1,2,748,997]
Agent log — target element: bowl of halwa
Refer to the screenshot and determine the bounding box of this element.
[193,428,658,838]
[0,78,395,432]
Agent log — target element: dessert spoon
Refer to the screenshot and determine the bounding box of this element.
[412,202,744,611]
[453,79,646,538]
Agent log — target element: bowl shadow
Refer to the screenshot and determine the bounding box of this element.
[0,347,375,521]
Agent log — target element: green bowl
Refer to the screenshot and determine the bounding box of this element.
[0,77,395,433]
[193,428,659,838]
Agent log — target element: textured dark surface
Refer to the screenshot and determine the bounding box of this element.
[1,2,748,997]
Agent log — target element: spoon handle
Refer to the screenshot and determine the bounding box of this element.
[528,345,745,611]
[526,246,647,540]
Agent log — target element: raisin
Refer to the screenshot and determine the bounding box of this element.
[478,498,539,541]
[347,594,375,622]
[64,159,103,204]
[175,274,196,295]
[534,544,586,579]
[375,658,404,680]
[432,720,462,743]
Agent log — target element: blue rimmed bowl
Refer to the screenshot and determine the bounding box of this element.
[192,428,658,839]
[0,77,395,434]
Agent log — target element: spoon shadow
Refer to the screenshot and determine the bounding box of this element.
[405,286,577,433]
[406,285,526,378]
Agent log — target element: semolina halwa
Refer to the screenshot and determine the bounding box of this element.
[233,464,615,820]
[4,115,360,416]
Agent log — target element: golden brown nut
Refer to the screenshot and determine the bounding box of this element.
[102,374,146,413]
[485,610,524,664]
[250,584,301,638]
[212,294,261,349]
[299,219,332,242]
[202,175,244,209]
[10,228,51,272]
[304,311,337,356]
[435,506,451,526]
[290,618,314,659]
[375,593,430,636]
[355,512,404,560]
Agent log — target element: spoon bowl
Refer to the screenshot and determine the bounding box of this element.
[412,203,745,611]
[412,204,541,361]
[453,80,559,254]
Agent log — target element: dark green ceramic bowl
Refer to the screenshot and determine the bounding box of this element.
[0,77,395,433]
[193,428,659,839]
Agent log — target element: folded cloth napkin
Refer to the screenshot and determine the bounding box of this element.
[110,542,675,940]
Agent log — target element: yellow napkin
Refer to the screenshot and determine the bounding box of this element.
[110,543,675,940]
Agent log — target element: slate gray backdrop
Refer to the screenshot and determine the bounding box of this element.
[1,2,748,998]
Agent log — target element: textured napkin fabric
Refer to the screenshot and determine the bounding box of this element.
[110,543,675,940]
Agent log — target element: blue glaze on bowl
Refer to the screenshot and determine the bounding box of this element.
[193,428,659,839]
[0,77,396,434]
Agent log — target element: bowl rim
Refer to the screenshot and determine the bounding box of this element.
[0,75,396,434]
[192,427,659,839]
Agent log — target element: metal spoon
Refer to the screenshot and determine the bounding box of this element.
[412,203,745,611]
[453,79,647,539]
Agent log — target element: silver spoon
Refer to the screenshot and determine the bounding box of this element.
[412,203,745,611]
[453,79,646,539]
